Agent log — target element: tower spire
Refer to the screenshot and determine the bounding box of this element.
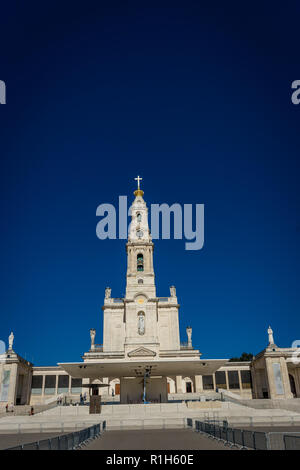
[134,175,144,197]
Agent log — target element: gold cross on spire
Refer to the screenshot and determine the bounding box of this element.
[134,175,144,197]
[135,175,143,190]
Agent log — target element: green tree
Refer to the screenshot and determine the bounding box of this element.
[229,352,253,362]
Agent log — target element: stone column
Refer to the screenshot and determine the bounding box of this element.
[149,248,153,271]
[195,375,203,393]
[26,370,33,405]
[68,375,71,394]
[265,358,276,398]
[131,248,135,272]
[212,373,216,391]
[250,366,259,398]
[279,357,293,399]
[102,377,109,396]
[175,376,183,394]
[82,378,89,397]
[42,375,46,397]
[7,363,18,405]
[238,370,242,390]
[128,248,132,272]
[225,371,229,390]
[295,368,300,398]
[258,368,268,398]
[55,375,58,395]
[144,249,149,272]
[265,357,293,399]
[20,372,30,405]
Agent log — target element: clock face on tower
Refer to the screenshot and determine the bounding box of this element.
[136,230,143,239]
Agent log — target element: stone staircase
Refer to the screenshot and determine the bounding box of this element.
[1,400,300,432]
[0,401,58,419]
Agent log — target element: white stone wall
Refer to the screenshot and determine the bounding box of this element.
[103,307,125,352]
[158,305,180,351]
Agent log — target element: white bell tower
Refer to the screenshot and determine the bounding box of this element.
[126,176,156,299]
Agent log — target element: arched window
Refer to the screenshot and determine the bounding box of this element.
[137,212,142,223]
[137,253,144,272]
[138,278,143,284]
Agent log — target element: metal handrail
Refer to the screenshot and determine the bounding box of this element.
[192,419,268,450]
[5,422,106,450]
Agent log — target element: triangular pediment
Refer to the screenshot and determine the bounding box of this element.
[128,347,156,357]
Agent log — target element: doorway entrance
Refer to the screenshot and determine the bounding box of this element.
[289,374,296,397]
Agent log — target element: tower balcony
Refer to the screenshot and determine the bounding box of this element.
[157,297,179,306]
[104,297,124,306]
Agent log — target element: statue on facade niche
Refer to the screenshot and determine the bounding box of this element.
[90,328,96,350]
[268,325,275,345]
[170,286,176,297]
[8,331,14,351]
[138,313,145,335]
[105,287,111,299]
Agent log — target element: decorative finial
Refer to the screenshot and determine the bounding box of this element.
[134,175,144,197]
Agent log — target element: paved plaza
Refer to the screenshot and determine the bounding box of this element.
[83,429,232,450]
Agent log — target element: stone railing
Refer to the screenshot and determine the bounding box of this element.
[180,342,193,350]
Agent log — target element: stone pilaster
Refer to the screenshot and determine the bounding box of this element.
[212,373,216,391]
[225,370,229,390]
[279,357,293,399]
[175,375,183,393]
[195,375,203,392]
[238,370,242,390]
[7,363,18,405]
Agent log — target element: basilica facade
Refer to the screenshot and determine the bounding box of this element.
[1,181,300,406]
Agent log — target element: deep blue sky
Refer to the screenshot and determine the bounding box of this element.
[1,2,299,365]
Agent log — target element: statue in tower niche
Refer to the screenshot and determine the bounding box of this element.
[186,326,192,348]
[138,313,145,335]
[8,331,14,351]
[105,287,111,299]
[268,325,275,345]
[90,328,96,350]
[170,286,176,297]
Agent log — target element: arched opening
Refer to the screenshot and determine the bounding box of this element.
[109,378,120,397]
[167,377,176,394]
[137,253,144,271]
[289,374,297,397]
[183,376,194,393]
[136,212,142,222]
